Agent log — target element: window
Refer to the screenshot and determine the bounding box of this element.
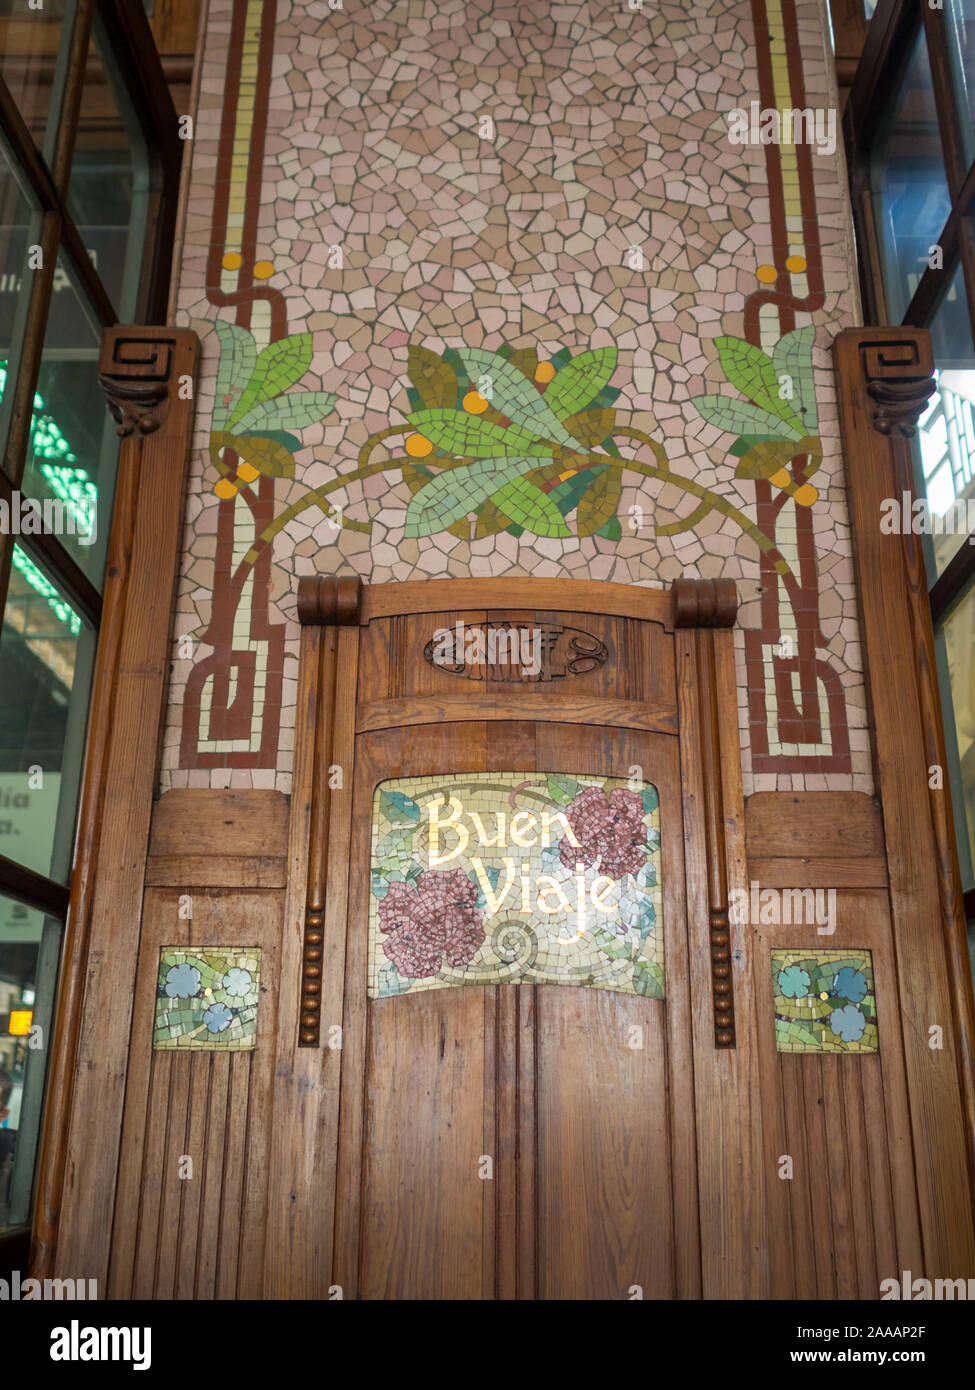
[847,0,975,964]
[0,0,178,1253]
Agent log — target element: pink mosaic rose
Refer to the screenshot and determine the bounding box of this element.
[378,868,485,979]
[559,785,648,880]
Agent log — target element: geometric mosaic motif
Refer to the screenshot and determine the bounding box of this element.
[772,948,878,1054]
[153,946,261,1051]
[367,772,663,1001]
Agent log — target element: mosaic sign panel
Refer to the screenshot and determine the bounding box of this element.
[154,946,261,1051]
[772,948,878,1054]
[368,772,663,1000]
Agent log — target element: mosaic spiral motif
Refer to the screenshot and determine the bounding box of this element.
[367,772,663,1000]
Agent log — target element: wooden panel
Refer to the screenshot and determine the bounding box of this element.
[356,609,676,712]
[108,888,281,1299]
[359,990,493,1300]
[745,792,885,859]
[753,890,922,1298]
[748,857,888,889]
[535,987,674,1299]
[147,790,290,858]
[357,693,678,735]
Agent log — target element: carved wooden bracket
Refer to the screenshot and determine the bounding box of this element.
[671,577,738,629]
[98,327,181,436]
[297,574,363,627]
[859,336,936,438]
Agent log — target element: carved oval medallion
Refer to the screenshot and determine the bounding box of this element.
[423,621,609,682]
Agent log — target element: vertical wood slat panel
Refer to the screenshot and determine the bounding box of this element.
[34,327,200,1284]
[108,881,283,1298]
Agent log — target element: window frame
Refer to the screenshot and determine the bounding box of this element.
[0,0,180,1263]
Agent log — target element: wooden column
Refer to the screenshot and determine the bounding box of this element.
[264,574,361,1296]
[30,325,199,1282]
[834,326,975,1274]
[672,578,767,1297]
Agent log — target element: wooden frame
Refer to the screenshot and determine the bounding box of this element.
[835,325,975,1267]
[28,323,199,1282]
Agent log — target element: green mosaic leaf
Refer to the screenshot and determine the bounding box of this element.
[687,394,804,441]
[380,789,421,823]
[404,456,553,537]
[488,477,573,539]
[734,439,797,481]
[562,407,617,450]
[456,347,579,448]
[772,326,819,432]
[542,348,618,420]
[632,959,665,999]
[640,786,659,813]
[592,925,633,960]
[407,408,541,457]
[714,336,806,434]
[575,467,622,537]
[473,498,516,539]
[371,871,390,900]
[546,773,583,805]
[376,825,417,873]
[228,332,314,428]
[215,432,296,479]
[233,391,337,434]
[598,515,622,540]
[408,345,460,409]
[212,321,256,430]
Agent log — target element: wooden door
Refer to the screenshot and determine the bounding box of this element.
[332,721,697,1299]
[268,576,747,1300]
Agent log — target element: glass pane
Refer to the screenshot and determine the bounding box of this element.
[0,138,41,476]
[871,28,952,322]
[0,893,61,1233]
[947,0,975,165]
[0,545,96,883]
[914,260,975,576]
[938,586,975,889]
[0,0,67,149]
[66,30,149,320]
[19,254,118,586]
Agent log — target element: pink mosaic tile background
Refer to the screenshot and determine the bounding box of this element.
[162,0,869,797]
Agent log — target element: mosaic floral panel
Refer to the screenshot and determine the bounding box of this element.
[153,946,261,1051]
[164,0,871,799]
[367,772,663,1000]
[772,948,878,1054]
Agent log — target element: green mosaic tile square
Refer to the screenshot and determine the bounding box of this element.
[153,946,261,1051]
[772,948,878,1054]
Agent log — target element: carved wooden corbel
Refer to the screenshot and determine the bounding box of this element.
[98,329,180,436]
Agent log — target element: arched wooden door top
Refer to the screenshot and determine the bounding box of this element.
[295,574,739,631]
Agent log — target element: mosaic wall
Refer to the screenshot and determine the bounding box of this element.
[164,0,868,796]
[154,946,261,1050]
[367,772,663,999]
[772,948,878,1054]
